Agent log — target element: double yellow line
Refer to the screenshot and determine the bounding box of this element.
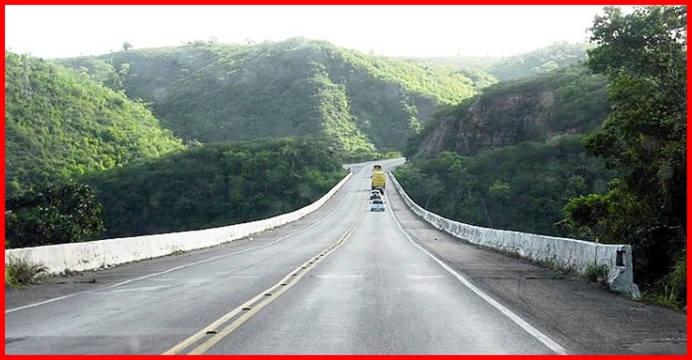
[164,198,367,355]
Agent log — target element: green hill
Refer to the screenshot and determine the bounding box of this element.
[397,64,612,237]
[60,38,477,157]
[5,52,185,195]
[398,42,591,86]
[5,51,350,242]
[486,42,591,81]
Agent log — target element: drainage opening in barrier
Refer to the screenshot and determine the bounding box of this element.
[616,250,625,267]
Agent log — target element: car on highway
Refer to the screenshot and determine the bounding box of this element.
[370,199,385,212]
[370,191,381,200]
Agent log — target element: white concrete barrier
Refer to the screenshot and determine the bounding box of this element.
[390,173,640,297]
[5,172,352,275]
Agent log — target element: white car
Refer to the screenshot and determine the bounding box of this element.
[370,199,385,212]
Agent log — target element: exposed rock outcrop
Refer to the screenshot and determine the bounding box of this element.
[418,90,555,157]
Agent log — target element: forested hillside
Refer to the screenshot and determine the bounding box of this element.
[397,6,686,308]
[396,136,613,237]
[7,9,684,309]
[485,42,590,81]
[399,42,590,85]
[561,6,686,305]
[397,64,612,236]
[61,38,477,158]
[82,138,347,239]
[5,52,185,195]
[5,51,349,247]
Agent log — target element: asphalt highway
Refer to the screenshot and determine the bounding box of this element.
[5,160,686,354]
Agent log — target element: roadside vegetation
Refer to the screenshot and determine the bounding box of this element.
[398,6,687,309]
[5,182,104,249]
[82,137,347,239]
[580,264,609,286]
[5,7,683,309]
[5,256,48,287]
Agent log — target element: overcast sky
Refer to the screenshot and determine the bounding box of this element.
[5,5,633,59]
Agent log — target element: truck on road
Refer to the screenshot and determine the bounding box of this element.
[371,164,386,191]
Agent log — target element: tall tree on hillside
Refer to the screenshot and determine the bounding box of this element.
[560,6,686,296]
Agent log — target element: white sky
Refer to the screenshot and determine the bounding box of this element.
[5,5,631,59]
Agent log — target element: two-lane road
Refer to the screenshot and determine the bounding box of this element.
[5,160,686,354]
[199,182,562,354]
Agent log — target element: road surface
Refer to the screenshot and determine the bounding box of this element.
[5,160,687,354]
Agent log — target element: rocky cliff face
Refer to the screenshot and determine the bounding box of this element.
[413,67,609,159]
[418,90,555,157]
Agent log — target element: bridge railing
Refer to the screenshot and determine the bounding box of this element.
[5,173,352,275]
[389,172,640,297]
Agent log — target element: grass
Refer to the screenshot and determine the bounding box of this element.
[581,263,609,286]
[640,286,681,310]
[637,254,686,310]
[543,255,577,278]
[5,256,49,288]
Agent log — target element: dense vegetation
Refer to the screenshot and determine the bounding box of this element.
[5,182,105,249]
[397,64,612,236]
[7,13,684,309]
[395,136,613,237]
[485,42,591,81]
[82,138,347,239]
[401,42,590,83]
[398,6,686,308]
[60,38,476,158]
[6,50,350,246]
[5,52,185,196]
[559,6,686,306]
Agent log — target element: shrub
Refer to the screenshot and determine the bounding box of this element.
[581,263,609,286]
[5,256,48,287]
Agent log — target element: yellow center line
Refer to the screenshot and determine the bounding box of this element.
[163,194,368,355]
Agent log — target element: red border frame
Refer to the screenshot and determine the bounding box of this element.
[3,1,690,4]
[2,1,689,359]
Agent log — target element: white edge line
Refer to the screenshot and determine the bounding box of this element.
[388,197,569,355]
[5,293,83,314]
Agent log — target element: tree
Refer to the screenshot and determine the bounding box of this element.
[585,6,686,234]
[562,6,687,295]
[5,182,105,248]
[122,41,133,51]
[488,180,511,203]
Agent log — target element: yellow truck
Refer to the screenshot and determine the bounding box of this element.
[371,164,386,191]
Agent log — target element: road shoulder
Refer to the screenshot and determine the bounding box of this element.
[387,187,687,354]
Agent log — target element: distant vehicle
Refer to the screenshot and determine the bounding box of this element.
[370,199,385,212]
[369,190,381,200]
[371,164,386,190]
[375,186,384,195]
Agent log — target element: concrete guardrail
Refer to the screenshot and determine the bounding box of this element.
[389,172,640,298]
[5,172,352,275]
[6,168,640,298]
